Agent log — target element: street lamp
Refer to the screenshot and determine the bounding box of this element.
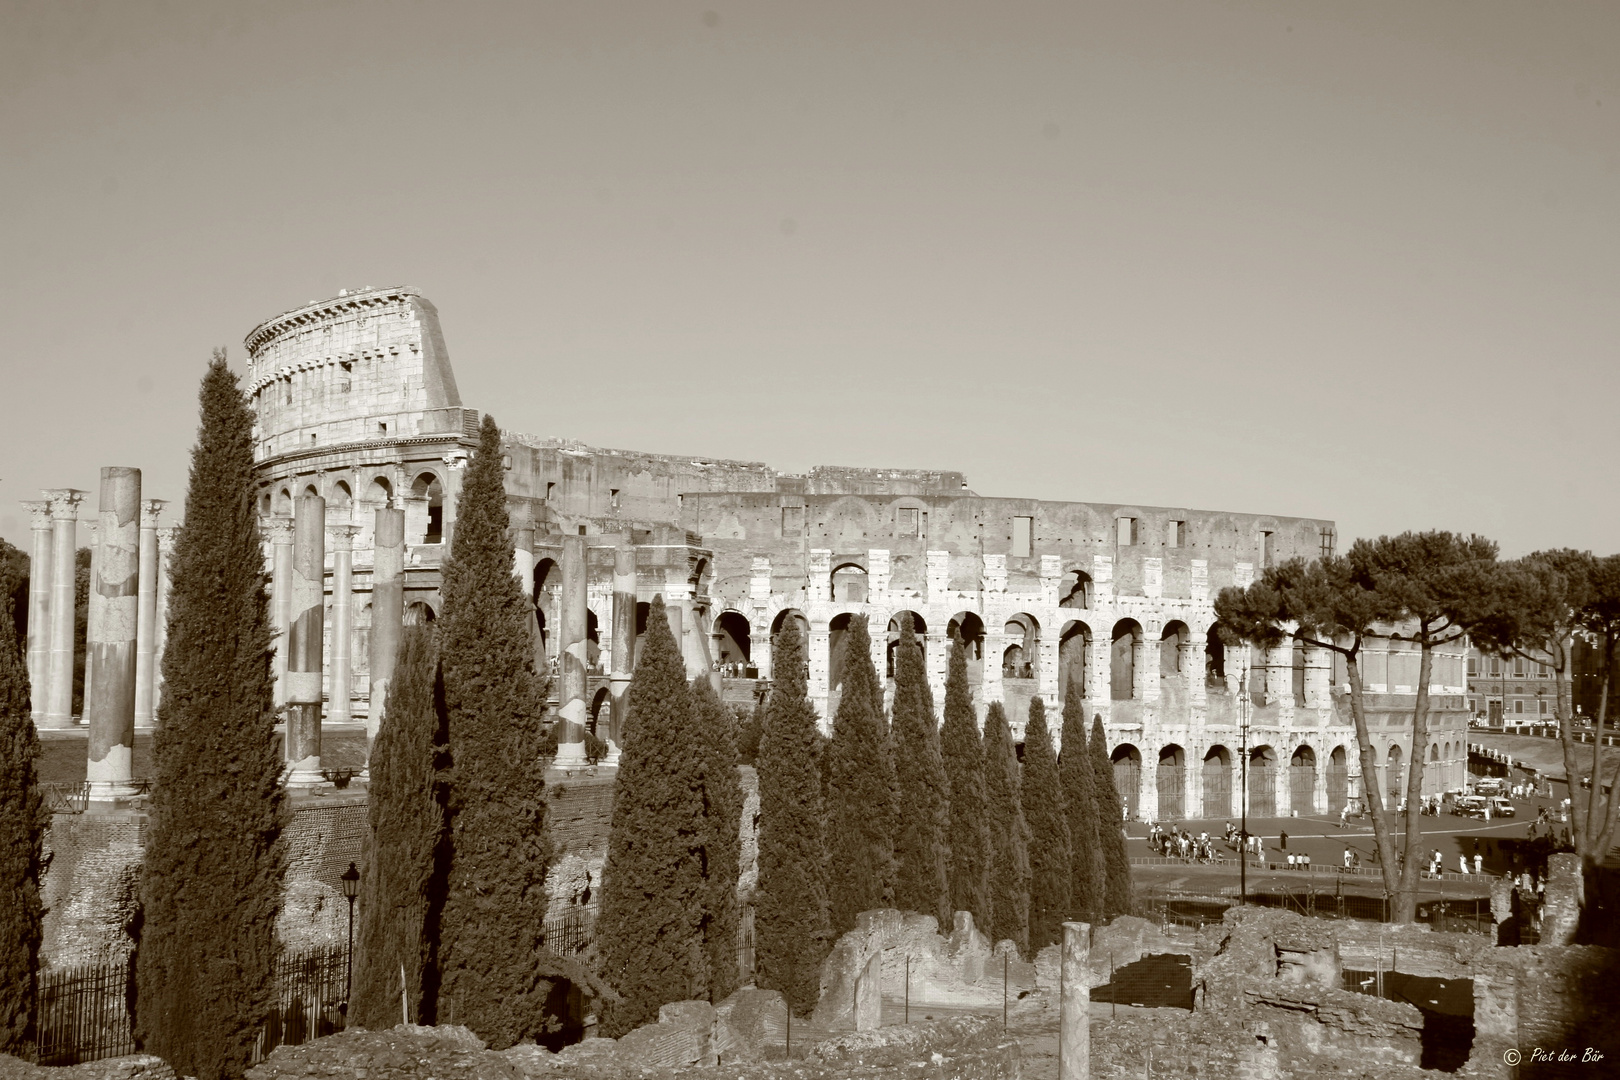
[1239,658,1250,908]
[340,861,360,1021]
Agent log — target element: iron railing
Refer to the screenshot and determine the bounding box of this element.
[38,960,135,1065]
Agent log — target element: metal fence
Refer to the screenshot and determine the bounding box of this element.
[1135,884,1493,933]
[541,909,594,958]
[38,960,136,1065]
[42,782,91,815]
[253,946,349,1063]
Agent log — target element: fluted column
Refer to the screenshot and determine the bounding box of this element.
[329,525,359,726]
[43,489,86,729]
[154,526,175,712]
[266,515,296,708]
[554,533,589,766]
[367,507,405,759]
[285,495,326,786]
[86,467,141,800]
[22,502,53,723]
[134,499,165,729]
[608,541,636,758]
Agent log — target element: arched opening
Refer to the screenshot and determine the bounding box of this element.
[589,687,611,735]
[886,611,927,678]
[1205,625,1228,683]
[586,609,601,671]
[829,612,855,695]
[1203,746,1232,818]
[1157,745,1186,819]
[275,487,293,516]
[533,559,558,657]
[303,483,320,501]
[947,611,985,662]
[404,601,435,626]
[259,491,272,516]
[1291,638,1306,706]
[1111,744,1142,820]
[1249,745,1277,817]
[1059,569,1092,610]
[411,472,444,544]
[1003,614,1039,680]
[1326,745,1350,813]
[1058,621,1090,704]
[1160,621,1189,678]
[831,563,868,604]
[1387,744,1404,805]
[1290,745,1317,815]
[1111,620,1141,700]
[714,611,753,675]
[771,609,810,667]
[330,480,353,518]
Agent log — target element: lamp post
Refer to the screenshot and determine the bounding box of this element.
[341,861,360,1022]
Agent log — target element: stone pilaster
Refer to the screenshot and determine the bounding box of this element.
[328,525,359,725]
[808,622,831,727]
[42,489,86,729]
[554,533,589,766]
[867,549,891,605]
[1188,640,1208,707]
[512,503,535,588]
[1039,555,1062,607]
[133,499,165,729]
[285,495,326,787]
[82,523,98,715]
[1087,633,1111,723]
[1036,636,1059,707]
[86,468,141,801]
[439,452,468,548]
[1143,556,1163,599]
[982,629,1005,705]
[266,514,296,709]
[807,549,832,604]
[22,502,53,723]
[1303,642,1331,709]
[366,507,405,763]
[925,632,948,708]
[608,541,636,761]
[926,550,950,603]
[1137,629,1159,703]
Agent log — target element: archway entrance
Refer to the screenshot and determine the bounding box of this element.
[1249,746,1277,817]
[1111,744,1141,820]
[1290,745,1316,816]
[1203,746,1232,819]
[1157,745,1185,820]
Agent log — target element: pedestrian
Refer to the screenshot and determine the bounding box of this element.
[1287,852,1295,869]
[1338,806,1348,829]
[1459,853,1469,875]
[1280,830,1289,850]
[1474,853,1483,875]
[1303,852,1310,869]
[1343,847,1352,869]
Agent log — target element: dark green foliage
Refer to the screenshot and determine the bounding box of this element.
[72,548,89,717]
[980,702,1029,956]
[435,415,555,1048]
[0,604,44,1057]
[1089,716,1133,919]
[352,626,446,1031]
[753,618,831,1016]
[136,353,285,1080]
[0,540,26,650]
[889,616,951,927]
[1059,687,1104,923]
[824,615,896,935]
[691,678,744,1004]
[1021,699,1070,950]
[737,698,764,766]
[940,634,990,933]
[597,595,705,1034]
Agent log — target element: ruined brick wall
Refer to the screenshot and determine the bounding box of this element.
[276,798,370,953]
[541,772,615,924]
[40,812,145,968]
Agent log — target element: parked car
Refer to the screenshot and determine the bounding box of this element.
[1452,796,1487,818]
[1488,797,1515,817]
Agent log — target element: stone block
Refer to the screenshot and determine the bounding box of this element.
[946,909,992,983]
[713,985,788,1061]
[613,998,716,1068]
[0,1054,176,1080]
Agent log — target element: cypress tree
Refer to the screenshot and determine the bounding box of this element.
[980,702,1029,957]
[1089,715,1134,919]
[351,625,446,1030]
[136,353,284,1080]
[436,415,554,1047]
[1022,699,1071,951]
[825,614,896,935]
[890,615,951,927]
[940,633,990,932]
[0,603,45,1058]
[1059,685,1104,923]
[690,677,744,1004]
[753,618,831,1016]
[596,596,705,1034]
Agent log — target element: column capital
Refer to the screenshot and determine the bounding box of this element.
[140,499,168,529]
[156,525,179,553]
[328,524,361,551]
[442,451,470,470]
[43,489,87,519]
[22,501,53,529]
[263,514,296,545]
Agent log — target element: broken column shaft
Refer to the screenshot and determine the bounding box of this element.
[285,495,326,786]
[1060,921,1091,1080]
[367,506,405,762]
[43,489,86,729]
[267,515,295,708]
[329,524,359,726]
[134,499,165,729]
[554,533,589,766]
[22,502,52,723]
[154,526,175,710]
[609,540,636,755]
[86,467,141,800]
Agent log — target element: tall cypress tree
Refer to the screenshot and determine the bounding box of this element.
[435,415,554,1047]
[351,625,446,1030]
[0,603,45,1058]
[1059,685,1104,923]
[136,353,284,1080]
[980,702,1029,957]
[824,615,896,935]
[889,615,951,927]
[596,596,705,1034]
[753,618,831,1016]
[1022,699,1071,951]
[940,633,990,932]
[690,677,743,1005]
[1089,715,1134,919]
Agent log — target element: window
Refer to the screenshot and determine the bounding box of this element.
[1262,530,1275,566]
[1319,527,1336,558]
[1117,517,1137,545]
[545,482,556,500]
[1514,700,1524,714]
[1468,698,1476,713]
[378,422,388,436]
[1167,520,1184,548]
[898,507,920,538]
[1012,516,1033,558]
[610,488,620,510]
[1489,657,1501,676]
[782,505,805,537]
[1467,656,1477,676]
[1539,700,1549,715]
[1513,657,1525,678]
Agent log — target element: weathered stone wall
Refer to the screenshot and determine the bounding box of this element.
[276,797,369,953]
[41,812,145,968]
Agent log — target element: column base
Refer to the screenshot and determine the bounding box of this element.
[600,740,621,768]
[38,714,78,730]
[285,758,327,788]
[86,781,140,802]
[553,741,588,767]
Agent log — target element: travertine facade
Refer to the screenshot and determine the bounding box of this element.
[245,286,1467,820]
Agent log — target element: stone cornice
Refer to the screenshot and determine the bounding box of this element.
[254,432,476,478]
[244,285,420,356]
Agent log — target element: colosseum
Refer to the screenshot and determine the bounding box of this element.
[246,284,1469,820]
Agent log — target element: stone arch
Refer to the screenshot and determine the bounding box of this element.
[410,471,445,544]
[330,479,353,515]
[1111,619,1142,700]
[1290,744,1317,815]
[1205,623,1228,682]
[1202,745,1233,818]
[1157,744,1186,819]
[1326,745,1350,813]
[1159,620,1189,678]
[1059,569,1092,610]
[948,611,985,662]
[1386,743,1404,804]
[886,611,927,679]
[1058,620,1090,704]
[1249,744,1278,816]
[714,611,752,671]
[1111,743,1142,820]
[831,561,869,604]
[404,600,436,625]
[533,558,559,655]
[1003,613,1039,680]
[275,486,294,516]
[829,611,857,693]
[590,687,611,735]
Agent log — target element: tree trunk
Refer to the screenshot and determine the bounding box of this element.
[1556,639,1589,859]
[1395,637,1436,923]
[1594,636,1619,863]
[1338,649,1401,901]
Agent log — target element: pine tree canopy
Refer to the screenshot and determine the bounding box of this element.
[136,353,284,1080]
[753,617,831,1016]
[0,603,44,1057]
[435,414,554,1048]
[888,614,951,928]
[690,677,744,1005]
[1089,715,1134,919]
[824,614,896,935]
[1022,698,1071,951]
[1059,684,1104,924]
[940,632,990,934]
[352,625,446,1030]
[980,702,1029,957]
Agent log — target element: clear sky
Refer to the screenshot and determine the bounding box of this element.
[2,1,1615,556]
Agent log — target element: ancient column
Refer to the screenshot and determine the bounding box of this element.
[608,541,636,756]
[285,494,326,786]
[512,504,535,588]
[329,525,359,726]
[153,526,176,712]
[86,468,141,801]
[82,523,98,715]
[1059,921,1091,1080]
[134,498,165,729]
[554,533,589,766]
[42,489,85,729]
[982,628,1006,706]
[367,507,405,760]
[808,622,831,724]
[267,515,296,708]
[22,502,53,723]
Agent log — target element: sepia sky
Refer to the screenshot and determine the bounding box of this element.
[2,1,1616,556]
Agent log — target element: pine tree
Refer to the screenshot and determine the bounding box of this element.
[135,353,285,1080]
[1059,685,1104,923]
[940,633,990,933]
[435,415,554,1047]
[890,615,951,927]
[690,677,744,1004]
[1089,715,1134,919]
[753,617,831,1015]
[351,625,446,1030]
[1022,698,1071,951]
[596,596,705,1034]
[0,603,45,1058]
[824,615,896,935]
[980,702,1029,957]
